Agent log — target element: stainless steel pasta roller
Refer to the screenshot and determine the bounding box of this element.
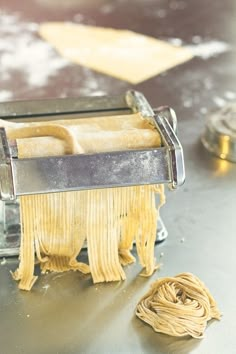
[0,90,185,257]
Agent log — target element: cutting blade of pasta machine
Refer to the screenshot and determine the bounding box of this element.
[0,90,184,257]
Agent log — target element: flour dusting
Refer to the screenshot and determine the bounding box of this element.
[166,37,230,60]
[169,0,186,10]
[187,40,230,59]
[224,91,236,100]
[213,96,226,107]
[78,67,107,96]
[200,107,207,115]
[168,38,183,46]
[0,13,68,89]
[0,13,115,100]
[100,3,115,14]
[183,98,193,108]
[0,90,13,101]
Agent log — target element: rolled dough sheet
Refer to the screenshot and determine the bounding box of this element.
[39,23,193,84]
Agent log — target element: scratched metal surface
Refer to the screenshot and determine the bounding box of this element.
[0,118,235,354]
[0,0,236,353]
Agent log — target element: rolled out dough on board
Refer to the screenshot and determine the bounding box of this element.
[39,23,193,84]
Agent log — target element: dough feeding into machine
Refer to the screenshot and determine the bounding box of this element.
[0,90,185,285]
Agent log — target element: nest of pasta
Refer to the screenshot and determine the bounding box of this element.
[136,272,221,338]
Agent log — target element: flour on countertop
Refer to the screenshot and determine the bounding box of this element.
[168,38,183,46]
[155,9,167,18]
[167,37,230,59]
[100,3,115,14]
[224,91,236,100]
[186,40,231,59]
[73,13,84,23]
[0,13,68,91]
[78,67,107,96]
[200,107,208,115]
[0,90,13,101]
[0,13,113,100]
[192,35,202,44]
[0,12,232,106]
[213,96,226,107]
[203,77,214,90]
[169,0,186,10]
[183,98,193,108]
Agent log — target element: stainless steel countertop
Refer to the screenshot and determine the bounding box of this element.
[1,0,236,352]
[0,117,235,354]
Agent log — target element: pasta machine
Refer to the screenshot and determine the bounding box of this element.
[0,90,185,257]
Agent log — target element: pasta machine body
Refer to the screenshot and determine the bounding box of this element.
[0,90,185,257]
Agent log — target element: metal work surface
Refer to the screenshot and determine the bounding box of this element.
[0,0,236,353]
[0,118,235,354]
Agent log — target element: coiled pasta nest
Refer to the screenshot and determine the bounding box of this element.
[136,272,221,338]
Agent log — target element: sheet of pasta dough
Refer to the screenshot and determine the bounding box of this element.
[39,23,193,84]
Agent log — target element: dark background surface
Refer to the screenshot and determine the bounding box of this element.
[1,0,236,122]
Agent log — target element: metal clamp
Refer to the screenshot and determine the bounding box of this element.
[0,128,15,200]
[126,90,185,189]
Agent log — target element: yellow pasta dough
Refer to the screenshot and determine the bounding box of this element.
[0,113,165,290]
[39,23,193,84]
[136,273,221,338]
